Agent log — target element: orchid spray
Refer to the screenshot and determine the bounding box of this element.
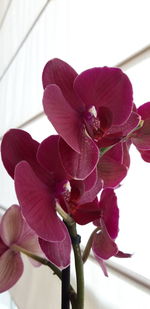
[1,58,150,309]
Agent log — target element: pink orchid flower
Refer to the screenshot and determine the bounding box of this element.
[74,189,131,276]
[1,128,102,229]
[1,129,70,243]
[0,205,43,293]
[92,189,131,276]
[42,58,133,179]
[1,129,71,268]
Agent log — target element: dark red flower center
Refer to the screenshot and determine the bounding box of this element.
[83,105,113,143]
[83,106,104,141]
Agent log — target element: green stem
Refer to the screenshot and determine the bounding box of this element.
[82,227,100,263]
[12,244,62,278]
[62,266,70,309]
[67,223,84,309]
[12,244,77,306]
[56,204,84,308]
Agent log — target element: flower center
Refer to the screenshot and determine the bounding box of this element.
[55,180,71,203]
[83,106,104,141]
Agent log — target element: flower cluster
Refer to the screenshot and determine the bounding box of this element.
[1,58,150,292]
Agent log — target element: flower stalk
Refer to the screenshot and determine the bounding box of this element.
[62,266,70,309]
[12,244,77,307]
[82,227,100,263]
[67,223,84,309]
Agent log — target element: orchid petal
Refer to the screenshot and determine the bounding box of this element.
[104,143,123,163]
[17,218,44,266]
[139,149,150,162]
[94,189,119,239]
[109,111,140,136]
[42,58,84,112]
[98,154,127,188]
[59,132,99,180]
[137,102,150,120]
[0,250,23,293]
[78,174,103,204]
[0,205,23,246]
[43,84,82,153]
[0,238,8,256]
[39,230,71,269]
[37,135,67,182]
[131,119,150,149]
[15,161,66,242]
[83,168,97,192]
[1,129,39,179]
[93,254,108,277]
[115,250,132,258]
[72,198,100,225]
[92,219,118,260]
[97,133,122,148]
[122,142,130,168]
[70,180,85,202]
[74,67,133,125]
[0,205,44,266]
[97,106,113,131]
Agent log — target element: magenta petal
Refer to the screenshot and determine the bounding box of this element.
[98,154,127,188]
[0,238,8,256]
[115,250,132,258]
[93,254,108,277]
[42,58,77,88]
[15,161,66,242]
[78,174,103,204]
[43,84,82,153]
[92,220,118,260]
[42,58,84,112]
[74,67,133,125]
[103,143,123,163]
[39,230,71,269]
[137,102,150,120]
[59,133,99,180]
[70,179,85,202]
[72,198,100,225]
[98,189,119,239]
[37,135,67,182]
[0,250,23,293]
[0,205,23,246]
[83,168,97,192]
[97,132,122,148]
[131,119,150,149]
[1,129,39,179]
[139,149,150,162]
[17,219,44,263]
[97,106,113,131]
[122,142,131,168]
[0,204,43,264]
[109,111,140,137]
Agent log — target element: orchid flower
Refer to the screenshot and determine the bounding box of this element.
[92,189,131,276]
[1,129,103,267]
[79,189,131,276]
[0,205,43,293]
[42,58,133,179]
[1,129,72,268]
